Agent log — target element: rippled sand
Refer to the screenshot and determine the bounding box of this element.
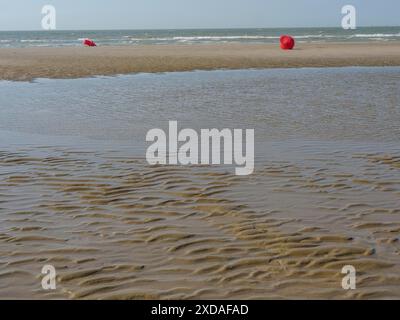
[1,144,399,299]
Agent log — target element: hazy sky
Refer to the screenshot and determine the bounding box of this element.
[0,0,399,30]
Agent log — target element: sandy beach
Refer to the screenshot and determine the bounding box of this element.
[1,42,400,81]
[1,0,400,305]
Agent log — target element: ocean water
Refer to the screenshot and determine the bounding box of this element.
[1,67,400,299]
[0,26,400,47]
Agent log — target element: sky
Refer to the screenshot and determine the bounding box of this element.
[0,0,399,31]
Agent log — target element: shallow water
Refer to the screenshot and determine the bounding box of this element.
[1,67,399,144]
[0,67,399,299]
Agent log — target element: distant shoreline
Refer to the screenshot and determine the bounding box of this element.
[1,42,400,81]
[1,26,399,31]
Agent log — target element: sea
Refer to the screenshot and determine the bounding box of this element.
[0,26,399,47]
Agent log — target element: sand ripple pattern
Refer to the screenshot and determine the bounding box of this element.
[0,147,399,299]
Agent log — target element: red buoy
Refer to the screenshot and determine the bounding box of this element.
[280,35,295,50]
[83,39,97,47]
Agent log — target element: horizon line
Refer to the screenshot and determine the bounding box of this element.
[0,25,399,32]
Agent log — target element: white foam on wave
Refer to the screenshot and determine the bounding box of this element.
[121,33,400,42]
[352,33,400,38]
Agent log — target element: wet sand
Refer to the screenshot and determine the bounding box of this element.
[0,142,399,299]
[1,42,400,81]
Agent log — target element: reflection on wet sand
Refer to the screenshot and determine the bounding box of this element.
[1,145,399,299]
